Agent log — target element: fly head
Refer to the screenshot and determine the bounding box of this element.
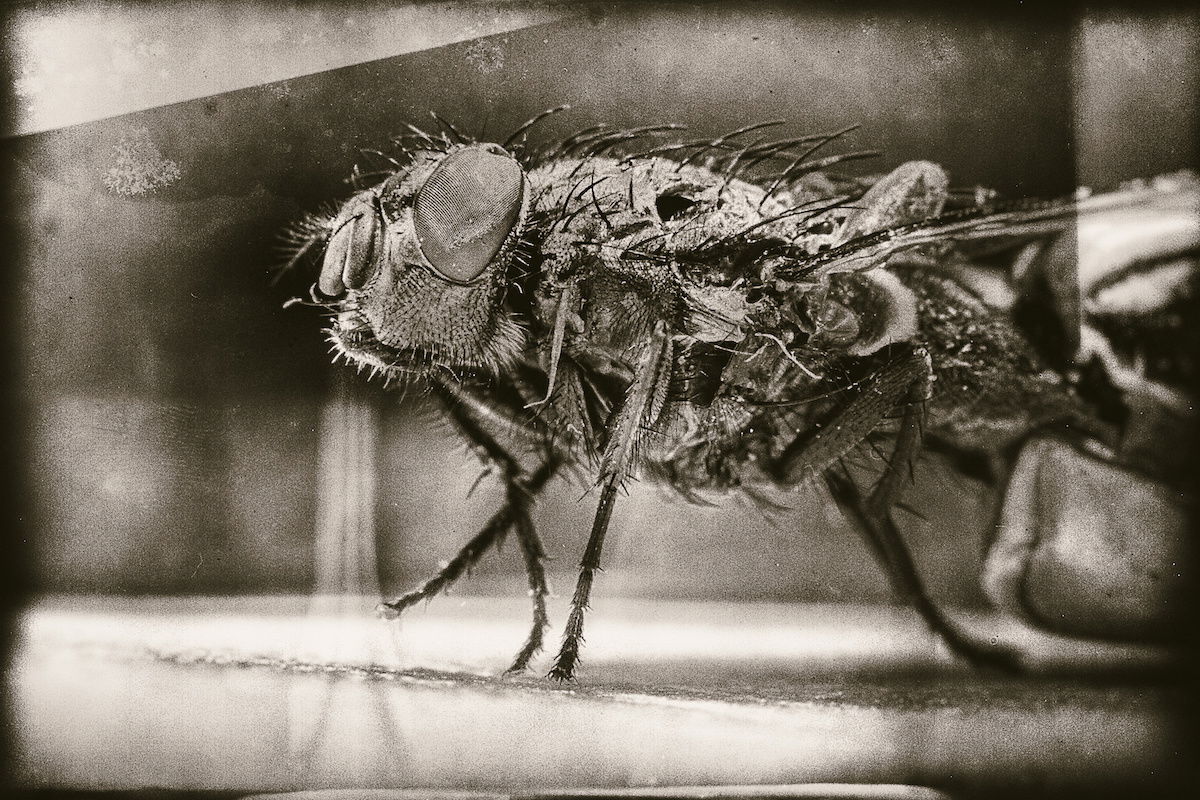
[319,142,532,378]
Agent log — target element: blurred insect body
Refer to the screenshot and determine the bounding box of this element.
[286,113,1198,680]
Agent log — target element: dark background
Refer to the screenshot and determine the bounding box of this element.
[4,1,1197,603]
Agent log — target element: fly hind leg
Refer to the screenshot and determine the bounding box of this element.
[824,466,1021,672]
[779,345,1020,671]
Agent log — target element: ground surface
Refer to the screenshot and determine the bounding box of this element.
[8,595,1188,797]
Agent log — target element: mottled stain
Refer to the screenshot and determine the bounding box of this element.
[464,37,505,73]
[103,127,182,196]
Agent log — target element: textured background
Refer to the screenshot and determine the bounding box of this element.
[6,2,1198,601]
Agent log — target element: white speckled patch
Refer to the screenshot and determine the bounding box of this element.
[464,37,505,73]
[102,127,182,196]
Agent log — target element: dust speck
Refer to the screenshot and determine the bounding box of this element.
[103,127,182,196]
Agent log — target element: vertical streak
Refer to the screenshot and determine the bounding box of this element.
[311,372,382,606]
[340,393,360,616]
[313,383,346,598]
[357,389,382,600]
[290,370,387,769]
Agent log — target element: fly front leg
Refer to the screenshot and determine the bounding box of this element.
[377,378,558,673]
[778,345,1020,670]
[506,490,553,672]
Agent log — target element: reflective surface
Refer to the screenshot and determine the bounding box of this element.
[11,596,1182,794]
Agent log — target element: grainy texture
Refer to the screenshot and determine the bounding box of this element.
[289,121,1196,677]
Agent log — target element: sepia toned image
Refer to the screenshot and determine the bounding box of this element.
[2,2,1198,798]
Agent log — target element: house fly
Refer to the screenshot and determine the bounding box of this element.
[282,110,1199,680]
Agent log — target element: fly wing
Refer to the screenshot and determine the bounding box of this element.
[838,160,949,242]
[778,172,1199,368]
[778,174,1199,282]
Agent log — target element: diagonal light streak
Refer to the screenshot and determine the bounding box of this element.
[6,0,578,136]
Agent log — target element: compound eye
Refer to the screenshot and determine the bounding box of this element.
[413,145,525,283]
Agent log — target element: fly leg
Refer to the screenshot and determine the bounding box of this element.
[377,379,558,673]
[547,480,618,682]
[377,460,556,671]
[778,346,1020,670]
[548,322,674,681]
[824,466,1021,672]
